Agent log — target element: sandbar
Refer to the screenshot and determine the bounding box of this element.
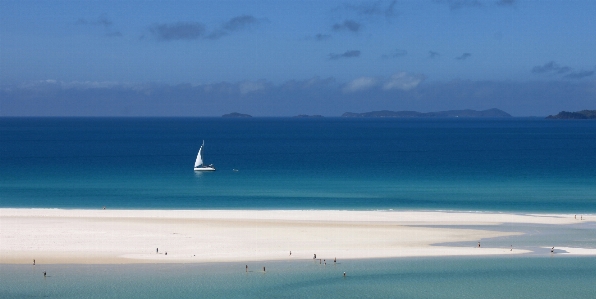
[0,209,593,264]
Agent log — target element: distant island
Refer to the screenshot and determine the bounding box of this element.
[293,114,324,118]
[222,112,252,118]
[342,108,511,118]
[546,110,596,119]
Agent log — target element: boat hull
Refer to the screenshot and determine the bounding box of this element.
[194,166,216,171]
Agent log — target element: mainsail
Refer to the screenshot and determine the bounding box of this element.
[194,141,204,167]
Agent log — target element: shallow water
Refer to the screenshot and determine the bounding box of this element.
[2,257,596,298]
[435,221,596,253]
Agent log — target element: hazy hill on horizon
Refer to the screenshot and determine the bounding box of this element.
[546,110,596,119]
[342,108,511,118]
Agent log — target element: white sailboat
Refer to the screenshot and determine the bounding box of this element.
[194,141,215,171]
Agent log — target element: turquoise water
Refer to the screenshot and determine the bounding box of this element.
[2,257,596,298]
[2,118,596,297]
[437,222,596,253]
[1,117,595,211]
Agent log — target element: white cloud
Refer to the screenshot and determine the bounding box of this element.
[17,80,130,90]
[382,72,425,91]
[342,73,424,93]
[343,77,378,92]
[239,81,266,95]
[61,81,122,89]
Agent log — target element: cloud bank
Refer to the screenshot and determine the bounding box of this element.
[3,78,594,117]
[531,61,570,74]
[434,0,517,9]
[343,77,378,92]
[328,50,361,60]
[149,15,265,41]
[496,0,516,6]
[314,34,332,41]
[75,14,122,37]
[383,73,426,91]
[76,14,113,27]
[456,53,472,60]
[342,0,398,18]
[564,70,594,79]
[434,0,483,10]
[150,22,206,41]
[531,61,594,80]
[382,49,408,59]
[332,20,361,32]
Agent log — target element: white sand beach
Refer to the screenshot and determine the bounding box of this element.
[0,209,593,264]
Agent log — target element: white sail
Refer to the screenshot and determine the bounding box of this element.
[194,140,215,171]
[194,142,204,167]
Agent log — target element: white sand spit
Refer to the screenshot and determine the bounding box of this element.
[1,209,592,264]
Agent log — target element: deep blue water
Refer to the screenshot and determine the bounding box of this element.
[1,117,595,211]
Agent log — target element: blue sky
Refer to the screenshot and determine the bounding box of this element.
[1,0,595,116]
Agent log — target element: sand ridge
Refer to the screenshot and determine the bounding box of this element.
[1,209,593,264]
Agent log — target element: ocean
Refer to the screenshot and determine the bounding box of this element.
[2,117,596,298]
[1,117,595,211]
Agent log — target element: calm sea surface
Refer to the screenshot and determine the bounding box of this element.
[1,117,595,211]
[2,117,596,298]
[2,257,596,299]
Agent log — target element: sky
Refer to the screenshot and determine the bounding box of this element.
[1,0,595,116]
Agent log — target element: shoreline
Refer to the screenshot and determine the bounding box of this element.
[1,209,594,264]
